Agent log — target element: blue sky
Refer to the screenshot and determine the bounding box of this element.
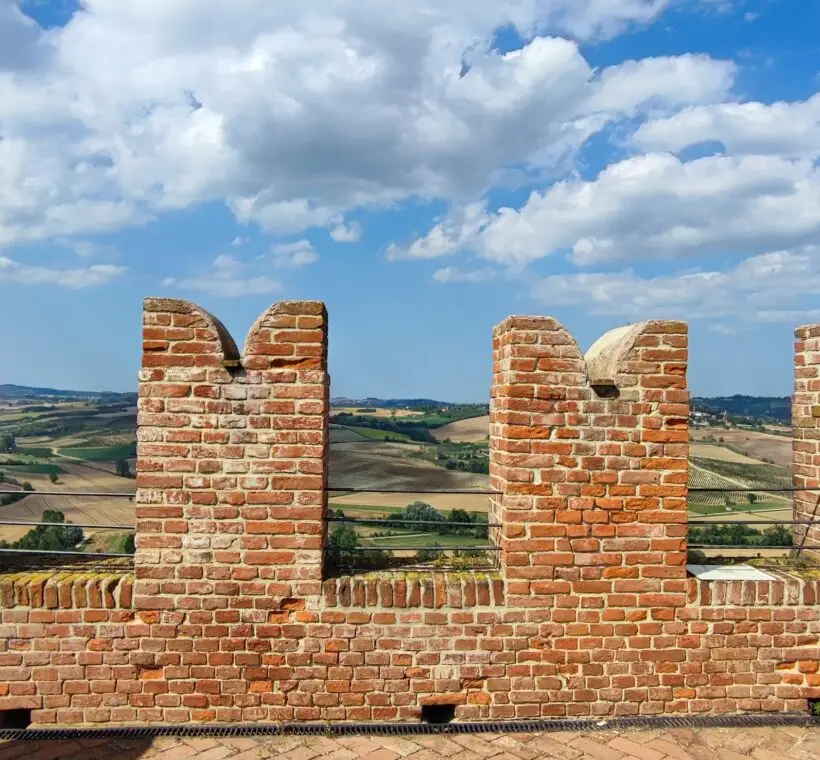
[1,1,819,400]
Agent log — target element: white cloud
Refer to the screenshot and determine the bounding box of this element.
[162,253,281,298]
[707,323,738,335]
[56,238,116,258]
[537,0,673,40]
[0,254,125,288]
[387,203,490,260]
[530,248,820,320]
[633,94,820,159]
[0,0,43,71]
[329,219,361,243]
[402,153,820,267]
[230,236,250,246]
[0,1,735,246]
[433,265,496,283]
[756,309,820,323]
[587,54,734,113]
[270,239,319,268]
[744,12,759,23]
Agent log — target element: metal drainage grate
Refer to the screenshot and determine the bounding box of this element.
[0,712,818,742]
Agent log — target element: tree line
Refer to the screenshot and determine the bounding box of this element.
[0,510,83,552]
[689,523,792,548]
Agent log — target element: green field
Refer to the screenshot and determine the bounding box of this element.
[329,502,488,518]
[342,426,414,442]
[329,502,403,516]
[59,443,137,462]
[1,463,65,475]
[14,447,54,458]
[690,456,789,489]
[687,501,785,515]
[364,533,490,548]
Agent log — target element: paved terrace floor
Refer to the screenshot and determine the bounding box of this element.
[1,724,818,760]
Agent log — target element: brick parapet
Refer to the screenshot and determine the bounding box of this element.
[321,573,505,609]
[0,571,133,610]
[0,305,818,723]
[687,577,820,606]
[1,572,818,722]
[793,324,820,550]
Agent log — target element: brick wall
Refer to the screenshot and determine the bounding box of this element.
[793,324,820,549]
[0,301,817,725]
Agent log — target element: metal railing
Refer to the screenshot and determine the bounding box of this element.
[0,489,136,563]
[1,483,819,568]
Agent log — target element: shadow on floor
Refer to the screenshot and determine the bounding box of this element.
[0,736,155,760]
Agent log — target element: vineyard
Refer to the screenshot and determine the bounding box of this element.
[688,457,791,512]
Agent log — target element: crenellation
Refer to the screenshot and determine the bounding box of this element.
[1,304,818,722]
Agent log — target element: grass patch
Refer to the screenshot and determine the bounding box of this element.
[59,443,137,462]
[81,531,135,555]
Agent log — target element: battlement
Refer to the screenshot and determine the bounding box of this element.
[0,301,817,726]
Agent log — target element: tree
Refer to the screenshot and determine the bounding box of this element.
[14,510,84,552]
[0,433,15,453]
[747,493,757,504]
[327,524,359,552]
[49,473,58,484]
[115,459,132,478]
[761,525,792,547]
[415,542,443,563]
[22,481,33,491]
[728,523,749,546]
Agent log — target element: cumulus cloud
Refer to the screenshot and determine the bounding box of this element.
[398,153,820,266]
[0,0,43,71]
[387,203,491,261]
[633,94,820,159]
[0,254,125,288]
[0,1,736,248]
[530,248,820,320]
[162,253,281,298]
[270,240,319,268]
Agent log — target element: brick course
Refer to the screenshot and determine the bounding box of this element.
[0,301,818,724]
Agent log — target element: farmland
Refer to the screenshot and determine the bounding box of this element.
[433,415,490,443]
[0,387,805,565]
[690,427,791,467]
[0,388,137,548]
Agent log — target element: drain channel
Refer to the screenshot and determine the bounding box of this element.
[0,712,818,742]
